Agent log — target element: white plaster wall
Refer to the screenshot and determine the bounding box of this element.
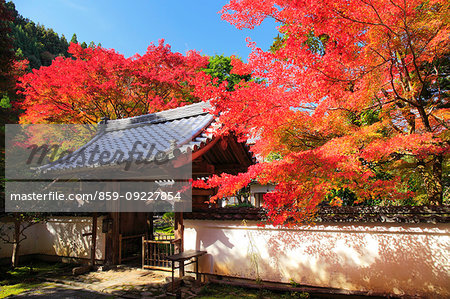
[0,216,105,261]
[184,220,450,297]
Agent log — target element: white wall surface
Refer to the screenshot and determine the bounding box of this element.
[184,219,450,297]
[0,216,105,261]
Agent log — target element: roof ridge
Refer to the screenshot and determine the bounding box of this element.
[104,101,212,131]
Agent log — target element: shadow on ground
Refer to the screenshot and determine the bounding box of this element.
[7,283,121,298]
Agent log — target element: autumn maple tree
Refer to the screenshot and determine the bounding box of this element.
[192,0,449,224]
[17,40,208,124]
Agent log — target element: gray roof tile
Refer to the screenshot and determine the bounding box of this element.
[39,102,215,173]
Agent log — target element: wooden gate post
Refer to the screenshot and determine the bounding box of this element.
[91,213,97,266]
[142,235,145,268]
[174,212,184,253]
[105,181,120,265]
[148,212,154,240]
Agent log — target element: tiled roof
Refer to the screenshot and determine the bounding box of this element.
[185,205,450,223]
[39,102,216,173]
[186,207,265,221]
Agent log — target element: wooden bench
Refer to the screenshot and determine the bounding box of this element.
[166,250,207,292]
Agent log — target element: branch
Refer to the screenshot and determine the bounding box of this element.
[0,227,13,244]
[388,62,418,107]
[431,114,449,130]
[333,6,399,37]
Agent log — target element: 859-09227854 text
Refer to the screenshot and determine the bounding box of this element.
[9,191,182,201]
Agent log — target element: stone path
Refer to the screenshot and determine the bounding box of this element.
[62,267,171,295]
[11,266,204,299]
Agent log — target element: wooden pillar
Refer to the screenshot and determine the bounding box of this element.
[104,216,113,264]
[113,182,120,264]
[174,211,184,279]
[111,211,120,264]
[142,235,146,268]
[147,212,154,240]
[90,213,97,266]
[174,212,184,253]
[255,193,261,208]
[105,182,120,265]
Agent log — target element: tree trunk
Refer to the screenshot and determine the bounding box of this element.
[418,154,443,205]
[12,219,20,268]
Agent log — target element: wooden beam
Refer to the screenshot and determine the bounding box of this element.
[192,189,215,196]
[214,163,249,174]
[172,137,220,168]
[192,159,215,174]
[226,135,252,167]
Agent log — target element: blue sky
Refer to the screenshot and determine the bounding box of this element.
[12,0,279,60]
